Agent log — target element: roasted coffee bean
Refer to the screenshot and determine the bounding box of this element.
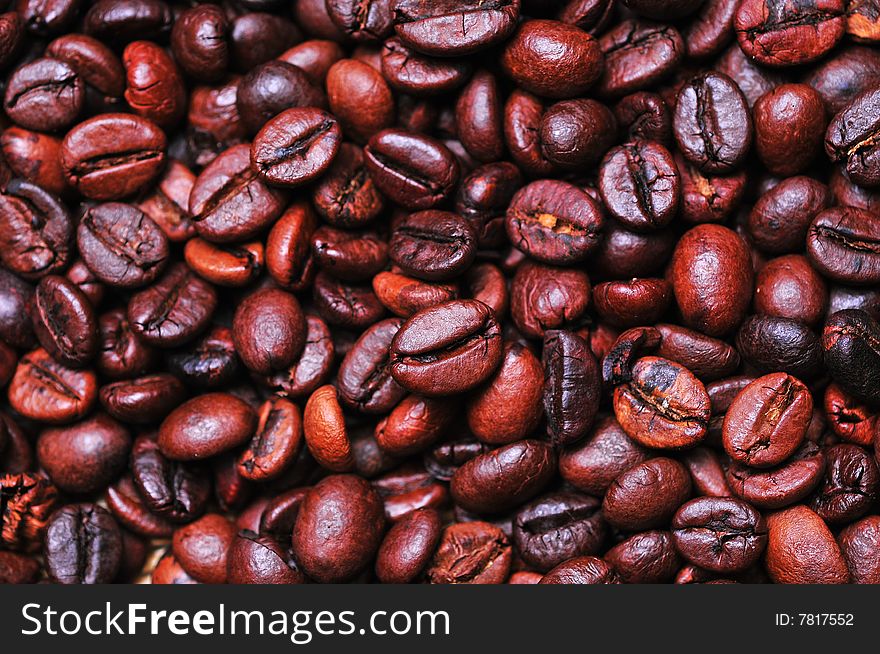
[838,516,880,583]
[506,180,604,264]
[0,179,72,280]
[726,442,826,510]
[597,20,684,98]
[540,98,617,169]
[389,211,477,281]
[654,324,739,381]
[603,458,692,531]
[170,5,229,82]
[673,72,752,174]
[127,263,217,348]
[105,475,173,538]
[540,556,619,584]
[61,113,166,201]
[30,275,98,368]
[0,269,35,348]
[722,373,813,468]
[239,61,325,134]
[672,497,767,573]
[232,288,306,375]
[313,271,386,329]
[0,473,58,551]
[190,143,287,244]
[810,443,879,523]
[78,202,168,289]
[511,260,591,339]
[513,492,605,572]
[99,374,185,424]
[755,255,828,327]
[227,531,306,584]
[426,521,512,584]
[375,507,441,583]
[824,383,877,446]
[8,348,97,424]
[365,129,459,209]
[122,40,185,129]
[393,0,520,55]
[823,310,880,407]
[312,143,385,228]
[542,330,600,446]
[599,141,680,232]
[44,504,121,584]
[292,474,385,583]
[158,393,256,462]
[671,224,753,337]
[451,439,556,514]
[754,83,826,176]
[390,300,503,395]
[604,530,681,583]
[380,37,472,96]
[735,0,845,67]
[765,505,849,584]
[808,207,880,284]
[593,279,672,329]
[4,57,83,132]
[131,435,211,524]
[614,356,711,450]
[501,19,603,99]
[736,315,824,380]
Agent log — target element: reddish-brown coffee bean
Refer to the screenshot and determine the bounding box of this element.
[464,263,508,318]
[336,317,406,413]
[237,397,303,482]
[311,144,385,228]
[808,207,880,285]
[98,373,184,424]
[838,516,880,583]
[753,83,826,176]
[313,271,386,329]
[251,107,342,188]
[451,439,556,514]
[44,503,122,585]
[364,129,459,209]
[539,98,617,169]
[230,13,301,73]
[226,531,305,584]
[511,260,591,340]
[0,180,72,280]
[37,413,130,494]
[105,475,173,538]
[614,356,711,450]
[681,446,733,497]
[737,314,824,380]
[326,59,394,144]
[604,530,681,583]
[1,127,67,197]
[540,556,620,584]
[755,255,828,327]
[134,159,195,243]
[127,263,217,348]
[455,69,504,163]
[559,416,651,495]
[592,279,671,328]
[0,551,40,584]
[603,457,691,531]
[380,37,472,96]
[189,143,287,243]
[597,20,685,98]
[671,497,767,573]
[159,393,257,461]
[671,224,753,336]
[614,91,673,145]
[170,5,229,81]
[503,90,555,177]
[0,472,57,551]
[824,383,877,446]
[61,113,166,201]
[501,19,603,99]
[122,40,185,129]
[237,61,326,137]
[303,385,354,472]
[279,39,345,84]
[722,373,812,468]
[4,57,83,133]
[183,239,263,288]
[376,395,455,456]
[390,300,503,396]
[677,154,746,225]
[654,324,740,382]
[389,211,477,281]
[171,513,235,584]
[748,176,831,255]
[8,348,97,424]
[373,272,458,318]
[374,507,442,583]
[765,505,849,584]
[735,0,845,67]
[232,288,306,376]
[77,202,168,290]
[426,521,512,584]
[542,330,601,446]
[292,474,385,583]
[467,341,543,445]
[810,443,879,523]
[30,275,97,368]
[726,442,826,510]
[392,0,520,55]
[506,180,604,265]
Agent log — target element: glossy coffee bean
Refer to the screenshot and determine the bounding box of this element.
[542,330,600,446]
[389,211,477,281]
[735,0,845,67]
[61,114,166,201]
[426,521,512,584]
[765,505,849,584]
[540,556,619,584]
[99,374,185,425]
[390,300,503,396]
[380,37,472,96]
[753,83,825,176]
[677,154,746,225]
[501,19,604,99]
[44,504,121,584]
[838,516,880,583]
[810,443,879,524]
[540,98,617,169]
[506,180,604,264]
[513,491,605,572]
[232,288,306,376]
[755,255,828,327]
[604,530,680,583]
[159,393,257,461]
[673,72,752,174]
[122,40,185,129]
[30,275,98,368]
[4,57,83,132]
[823,310,880,407]
[170,5,229,82]
[511,260,591,340]
[8,348,97,424]
[597,20,684,98]
[726,441,825,510]
[671,497,767,573]
[808,207,880,285]
[171,513,235,584]
[723,373,812,468]
[364,129,459,209]
[603,457,692,531]
[450,439,556,514]
[654,324,739,381]
[227,531,306,584]
[671,224,753,337]
[614,356,711,450]
[823,383,876,446]
[131,435,211,524]
[374,507,441,584]
[748,176,830,255]
[312,144,385,228]
[292,474,385,583]
[239,61,326,136]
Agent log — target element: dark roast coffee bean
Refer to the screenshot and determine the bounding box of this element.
[375,507,441,584]
[31,275,98,368]
[131,435,211,524]
[99,374,185,424]
[159,393,257,461]
[597,20,684,98]
[44,503,121,584]
[542,330,600,446]
[392,0,520,55]
[4,57,83,132]
[810,443,879,523]
[823,310,880,407]
[808,207,880,285]
[726,442,825,510]
[390,211,477,281]
[426,521,512,584]
[603,457,691,531]
[735,315,824,380]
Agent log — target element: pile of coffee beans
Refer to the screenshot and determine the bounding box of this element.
[1,0,880,586]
